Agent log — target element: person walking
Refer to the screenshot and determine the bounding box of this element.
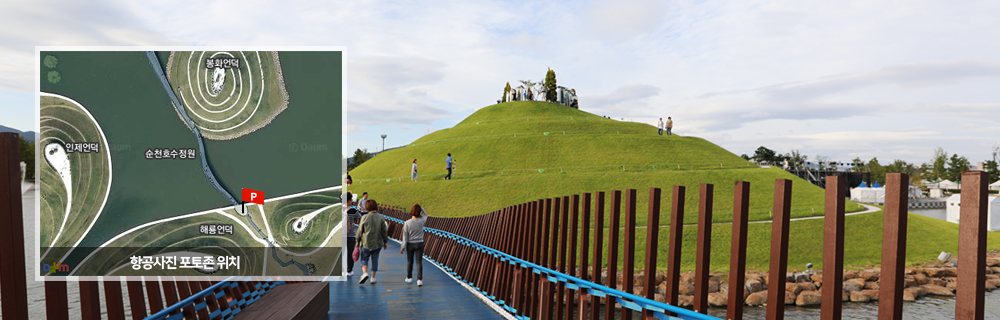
[657,118,664,136]
[666,117,674,136]
[358,192,369,215]
[357,199,388,284]
[411,159,418,182]
[400,204,428,286]
[444,153,456,180]
[343,192,362,276]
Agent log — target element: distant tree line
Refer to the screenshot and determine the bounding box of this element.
[741,145,1000,186]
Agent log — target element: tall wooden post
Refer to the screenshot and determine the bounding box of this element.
[80,281,102,320]
[567,195,580,320]
[694,184,714,313]
[590,192,605,320]
[557,196,570,320]
[821,176,846,320]
[729,181,751,320]
[44,281,70,320]
[623,190,637,320]
[879,173,908,320]
[579,193,592,320]
[0,133,28,320]
[642,188,661,320]
[766,180,792,320]
[604,191,622,320]
[666,186,685,311]
[956,171,988,320]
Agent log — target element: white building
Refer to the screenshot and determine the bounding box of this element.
[850,186,885,204]
[945,195,1000,231]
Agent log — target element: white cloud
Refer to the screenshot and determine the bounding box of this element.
[583,0,669,41]
[1,0,999,160]
[0,0,185,92]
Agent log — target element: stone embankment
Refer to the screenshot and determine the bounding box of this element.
[586,251,1000,308]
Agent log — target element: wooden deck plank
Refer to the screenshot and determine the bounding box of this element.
[233,282,329,320]
[329,240,507,320]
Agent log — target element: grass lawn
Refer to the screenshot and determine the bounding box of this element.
[39,95,111,264]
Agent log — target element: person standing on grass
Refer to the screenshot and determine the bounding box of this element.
[343,192,362,276]
[411,159,418,182]
[444,153,456,180]
[657,118,664,136]
[400,204,428,286]
[357,199,388,284]
[666,117,674,136]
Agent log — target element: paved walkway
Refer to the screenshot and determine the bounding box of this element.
[328,239,508,320]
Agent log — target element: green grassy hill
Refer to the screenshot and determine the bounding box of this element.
[349,101,862,225]
[349,101,1000,271]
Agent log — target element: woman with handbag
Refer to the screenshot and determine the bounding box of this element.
[344,192,362,276]
[357,199,388,284]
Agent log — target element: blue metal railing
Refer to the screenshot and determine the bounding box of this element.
[145,277,285,320]
[382,215,721,320]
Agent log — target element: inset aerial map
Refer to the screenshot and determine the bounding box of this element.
[37,49,343,278]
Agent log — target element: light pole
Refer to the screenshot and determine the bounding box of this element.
[380,134,387,152]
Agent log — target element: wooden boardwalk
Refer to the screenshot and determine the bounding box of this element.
[328,240,507,320]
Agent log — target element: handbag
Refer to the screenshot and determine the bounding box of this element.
[352,243,361,261]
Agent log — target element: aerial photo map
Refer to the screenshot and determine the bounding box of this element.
[37,49,343,278]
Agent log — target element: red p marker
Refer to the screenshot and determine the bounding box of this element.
[242,189,265,205]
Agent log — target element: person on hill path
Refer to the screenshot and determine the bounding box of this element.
[444,153,456,180]
[657,118,664,136]
[357,199,388,284]
[400,204,428,286]
[346,172,352,186]
[411,159,418,182]
[666,117,674,136]
[343,192,362,276]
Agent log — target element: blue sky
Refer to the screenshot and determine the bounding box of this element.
[1,0,999,165]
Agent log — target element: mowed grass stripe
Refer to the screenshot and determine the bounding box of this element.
[39,96,111,264]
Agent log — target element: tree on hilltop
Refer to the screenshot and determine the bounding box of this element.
[752,146,778,164]
[544,68,557,102]
[502,82,512,103]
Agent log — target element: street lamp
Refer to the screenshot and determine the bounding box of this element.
[380,134,387,152]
